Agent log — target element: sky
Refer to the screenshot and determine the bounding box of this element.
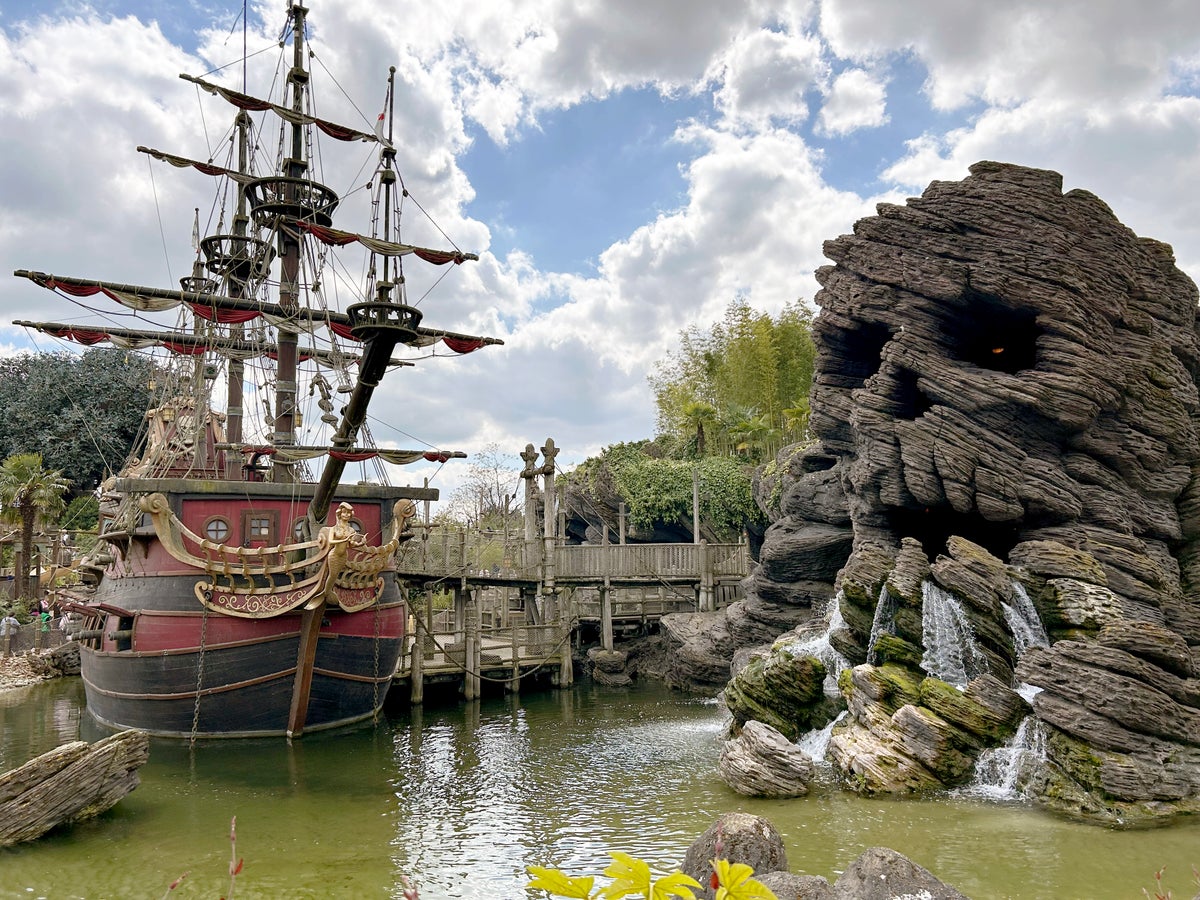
[2,0,1200,508]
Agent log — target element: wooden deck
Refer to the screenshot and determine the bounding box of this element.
[394,621,569,701]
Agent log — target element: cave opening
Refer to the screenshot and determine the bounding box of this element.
[946,290,1040,375]
[893,367,934,420]
[825,321,892,387]
[887,505,1021,561]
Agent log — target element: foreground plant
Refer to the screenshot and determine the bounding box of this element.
[528,851,776,900]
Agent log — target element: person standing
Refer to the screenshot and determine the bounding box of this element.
[37,608,51,650]
[0,610,20,658]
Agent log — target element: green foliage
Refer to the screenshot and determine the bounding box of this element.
[570,442,763,540]
[0,349,157,493]
[650,297,815,462]
[62,495,100,553]
[0,452,70,600]
[528,852,775,900]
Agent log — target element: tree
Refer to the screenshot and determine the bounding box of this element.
[440,442,523,531]
[0,453,70,601]
[0,349,158,494]
[680,400,719,456]
[649,297,815,462]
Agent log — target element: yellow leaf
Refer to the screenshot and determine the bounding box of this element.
[651,870,702,900]
[711,859,778,900]
[527,866,597,899]
[602,852,652,899]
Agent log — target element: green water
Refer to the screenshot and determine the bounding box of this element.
[1,678,1198,899]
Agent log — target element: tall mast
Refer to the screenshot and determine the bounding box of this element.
[272,2,308,482]
[224,110,252,477]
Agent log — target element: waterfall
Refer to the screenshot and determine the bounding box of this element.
[796,710,846,762]
[866,584,898,665]
[780,593,850,697]
[920,580,987,688]
[1003,581,1050,657]
[958,717,1048,800]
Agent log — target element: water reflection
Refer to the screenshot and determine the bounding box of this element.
[2,678,1199,899]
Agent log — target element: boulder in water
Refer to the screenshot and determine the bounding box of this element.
[719,720,814,797]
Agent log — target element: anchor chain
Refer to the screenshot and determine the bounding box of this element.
[190,603,210,746]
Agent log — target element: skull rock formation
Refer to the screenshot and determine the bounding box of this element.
[729,161,1200,824]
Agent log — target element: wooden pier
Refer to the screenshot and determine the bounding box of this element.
[390,440,751,702]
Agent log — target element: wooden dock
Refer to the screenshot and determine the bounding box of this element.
[389,439,751,701]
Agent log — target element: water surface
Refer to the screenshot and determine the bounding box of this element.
[1,678,1197,899]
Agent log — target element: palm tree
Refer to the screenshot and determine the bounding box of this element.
[680,400,719,456]
[0,453,70,601]
[783,399,811,442]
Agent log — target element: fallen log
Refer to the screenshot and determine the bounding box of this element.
[0,730,150,846]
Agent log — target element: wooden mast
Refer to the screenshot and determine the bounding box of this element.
[273,2,306,484]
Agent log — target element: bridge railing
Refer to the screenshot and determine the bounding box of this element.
[395,526,529,578]
[555,542,748,580]
[394,525,750,584]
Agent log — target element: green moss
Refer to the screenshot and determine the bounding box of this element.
[871,633,924,670]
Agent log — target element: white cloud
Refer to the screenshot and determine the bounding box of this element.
[817,67,887,135]
[819,0,1200,110]
[4,0,1200,505]
[711,28,827,129]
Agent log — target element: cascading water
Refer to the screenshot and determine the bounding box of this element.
[960,580,1052,797]
[779,592,850,697]
[958,716,1048,800]
[866,584,898,665]
[796,710,847,763]
[1003,581,1050,656]
[920,580,988,688]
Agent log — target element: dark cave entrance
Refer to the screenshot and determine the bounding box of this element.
[893,367,934,420]
[886,506,1021,561]
[827,320,892,387]
[946,290,1040,374]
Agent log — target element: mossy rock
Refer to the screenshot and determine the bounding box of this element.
[724,650,830,740]
[918,674,1028,745]
[842,663,922,715]
[870,633,924,670]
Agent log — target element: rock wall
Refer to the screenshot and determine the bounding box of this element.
[729,161,1200,825]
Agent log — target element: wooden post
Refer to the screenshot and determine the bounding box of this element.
[453,584,466,645]
[423,588,435,659]
[509,620,520,694]
[699,539,712,611]
[520,443,540,579]
[410,617,425,705]
[540,438,559,623]
[464,598,479,701]
[559,601,573,688]
[600,582,614,652]
[618,502,627,545]
[286,601,325,738]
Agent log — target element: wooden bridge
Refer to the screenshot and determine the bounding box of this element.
[389,438,751,701]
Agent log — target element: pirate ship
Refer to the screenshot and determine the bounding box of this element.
[12,2,499,738]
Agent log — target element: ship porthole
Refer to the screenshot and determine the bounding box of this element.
[204,516,231,543]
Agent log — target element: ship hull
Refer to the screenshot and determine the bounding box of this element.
[80,606,404,738]
[72,481,415,738]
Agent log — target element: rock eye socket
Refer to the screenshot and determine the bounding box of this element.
[946,291,1039,374]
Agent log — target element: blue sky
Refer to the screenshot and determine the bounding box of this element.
[2,1,1200,505]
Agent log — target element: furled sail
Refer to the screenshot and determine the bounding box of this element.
[14,271,504,353]
[179,73,380,144]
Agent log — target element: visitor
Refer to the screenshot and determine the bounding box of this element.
[0,609,19,658]
[36,608,51,650]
